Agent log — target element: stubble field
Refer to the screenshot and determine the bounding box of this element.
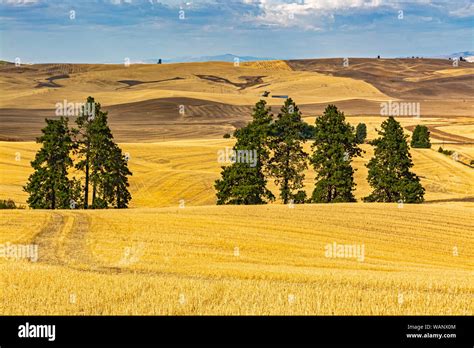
[1,203,473,315]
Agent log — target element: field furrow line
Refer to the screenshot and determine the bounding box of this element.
[32,212,65,265]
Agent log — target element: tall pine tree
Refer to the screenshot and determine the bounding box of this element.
[364,116,425,203]
[215,100,274,204]
[268,98,308,204]
[75,96,132,208]
[74,96,95,208]
[102,144,132,208]
[89,102,116,208]
[24,117,78,209]
[311,105,362,203]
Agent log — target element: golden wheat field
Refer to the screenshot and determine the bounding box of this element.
[0,204,473,315]
[0,60,389,109]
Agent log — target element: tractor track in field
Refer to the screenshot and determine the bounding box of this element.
[30,211,224,280]
[31,211,127,275]
[33,213,65,265]
[33,212,96,268]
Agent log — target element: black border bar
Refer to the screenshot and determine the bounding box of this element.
[0,316,472,346]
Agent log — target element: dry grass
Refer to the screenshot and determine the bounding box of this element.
[0,203,472,315]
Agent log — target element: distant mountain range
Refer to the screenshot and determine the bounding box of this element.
[138,54,276,64]
[435,51,474,62]
[143,51,474,64]
[432,51,474,59]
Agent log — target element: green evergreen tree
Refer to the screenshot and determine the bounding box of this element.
[24,117,78,209]
[268,98,308,204]
[364,117,425,203]
[410,125,431,148]
[102,144,132,208]
[355,123,367,144]
[215,100,274,204]
[74,96,95,208]
[89,102,115,208]
[311,105,362,203]
[75,96,132,209]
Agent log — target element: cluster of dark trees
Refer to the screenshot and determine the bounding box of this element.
[215,99,425,205]
[411,125,431,148]
[438,147,455,156]
[24,97,132,209]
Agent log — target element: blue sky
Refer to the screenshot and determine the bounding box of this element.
[0,0,473,63]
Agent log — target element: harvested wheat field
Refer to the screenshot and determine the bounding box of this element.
[0,58,473,316]
[0,60,389,109]
[0,203,473,315]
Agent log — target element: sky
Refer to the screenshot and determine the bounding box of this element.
[0,0,473,63]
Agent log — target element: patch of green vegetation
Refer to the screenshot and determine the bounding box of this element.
[0,199,23,209]
[438,147,454,156]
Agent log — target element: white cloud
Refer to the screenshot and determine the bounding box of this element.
[110,0,133,5]
[245,0,473,29]
[0,0,39,5]
[246,0,386,29]
[449,3,474,18]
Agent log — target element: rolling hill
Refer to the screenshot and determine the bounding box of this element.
[0,58,472,142]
